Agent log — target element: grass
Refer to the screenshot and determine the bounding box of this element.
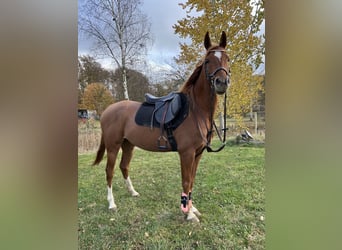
[78,119,102,153]
[78,144,265,249]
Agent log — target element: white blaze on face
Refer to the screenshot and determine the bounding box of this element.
[214,51,222,61]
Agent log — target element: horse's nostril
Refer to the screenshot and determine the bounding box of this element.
[215,78,224,85]
[215,78,228,87]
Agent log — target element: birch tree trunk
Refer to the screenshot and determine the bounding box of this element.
[79,0,152,101]
[121,67,129,100]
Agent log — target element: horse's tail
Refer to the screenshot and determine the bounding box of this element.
[92,134,105,166]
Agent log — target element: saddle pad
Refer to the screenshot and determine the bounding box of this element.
[135,92,189,130]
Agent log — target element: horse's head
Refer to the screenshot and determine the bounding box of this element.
[203,31,230,95]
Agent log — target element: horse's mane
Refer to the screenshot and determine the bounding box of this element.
[179,62,203,93]
[179,45,220,93]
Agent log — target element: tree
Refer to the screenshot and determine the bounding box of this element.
[79,0,152,100]
[82,83,114,116]
[112,68,150,102]
[164,59,188,89]
[173,0,264,126]
[78,55,114,107]
[78,55,111,93]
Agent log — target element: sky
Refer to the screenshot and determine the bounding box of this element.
[140,1,187,64]
[78,1,188,70]
[78,0,265,74]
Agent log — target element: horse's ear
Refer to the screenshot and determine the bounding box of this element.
[204,31,211,50]
[219,31,227,48]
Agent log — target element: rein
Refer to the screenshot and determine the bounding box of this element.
[205,91,227,153]
[196,57,228,157]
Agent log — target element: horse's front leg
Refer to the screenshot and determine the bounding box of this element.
[180,151,199,222]
[182,191,200,222]
[188,153,203,217]
[188,192,201,217]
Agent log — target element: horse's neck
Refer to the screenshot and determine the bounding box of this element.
[191,73,217,116]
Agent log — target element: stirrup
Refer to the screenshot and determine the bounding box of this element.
[157,135,168,150]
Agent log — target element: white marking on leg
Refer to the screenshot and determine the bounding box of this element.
[214,51,222,61]
[125,176,139,196]
[191,206,201,217]
[186,210,200,222]
[107,186,117,210]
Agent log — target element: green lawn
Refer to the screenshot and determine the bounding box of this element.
[78,144,265,249]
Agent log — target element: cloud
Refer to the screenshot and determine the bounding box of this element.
[78,1,187,68]
[141,1,186,59]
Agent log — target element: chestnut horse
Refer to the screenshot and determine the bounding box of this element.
[93,31,230,222]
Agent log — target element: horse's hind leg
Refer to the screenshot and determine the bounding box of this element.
[120,139,139,196]
[106,146,120,210]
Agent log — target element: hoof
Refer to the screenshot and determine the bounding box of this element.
[191,206,201,217]
[131,191,140,197]
[108,205,117,211]
[186,213,199,223]
[186,211,200,223]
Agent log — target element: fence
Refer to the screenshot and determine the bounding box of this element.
[78,119,102,153]
[78,112,265,153]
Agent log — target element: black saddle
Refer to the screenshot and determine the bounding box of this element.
[145,92,177,104]
[135,92,189,151]
[144,92,182,124]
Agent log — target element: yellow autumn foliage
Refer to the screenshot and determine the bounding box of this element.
[82,83,114,116]
[174,0,265,128]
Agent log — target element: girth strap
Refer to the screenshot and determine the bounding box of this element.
[166,127,177,151]
[135,92,189,151]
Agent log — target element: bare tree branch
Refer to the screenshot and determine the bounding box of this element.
[79,0,152,100]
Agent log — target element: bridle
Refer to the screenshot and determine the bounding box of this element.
[196,49,230,156]
[204,49,230,88]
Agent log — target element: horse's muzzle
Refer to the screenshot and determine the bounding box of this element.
[214,77,229,95]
